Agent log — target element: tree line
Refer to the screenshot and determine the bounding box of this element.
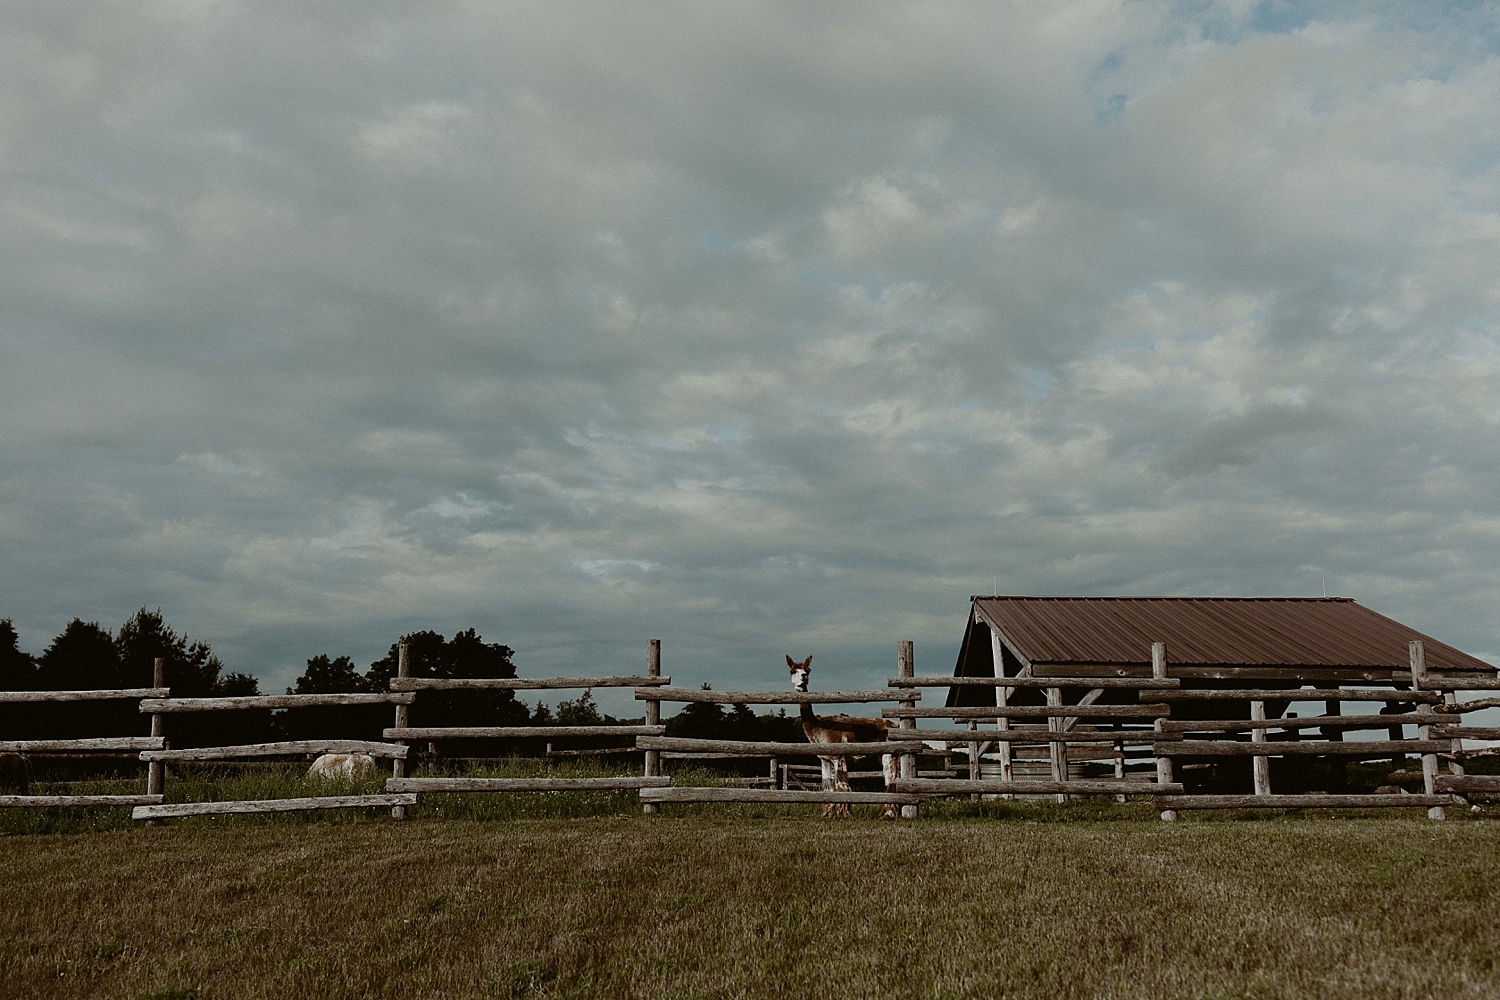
[0,613,801,748]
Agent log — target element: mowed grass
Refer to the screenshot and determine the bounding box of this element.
[3,810,1500,1000]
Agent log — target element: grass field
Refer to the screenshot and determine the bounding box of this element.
[4,805,1500,1000]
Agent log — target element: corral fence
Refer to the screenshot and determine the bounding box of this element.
[1,639,1493,821]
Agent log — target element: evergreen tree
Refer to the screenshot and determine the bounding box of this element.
[0,620,36,691]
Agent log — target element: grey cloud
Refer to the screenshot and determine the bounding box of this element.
[2,2,1499,710]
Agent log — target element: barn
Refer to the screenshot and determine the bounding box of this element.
[945,596,1499,798]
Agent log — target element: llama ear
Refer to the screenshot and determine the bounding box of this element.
[785,655,796,669]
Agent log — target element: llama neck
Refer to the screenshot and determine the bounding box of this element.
[799,700,816,725]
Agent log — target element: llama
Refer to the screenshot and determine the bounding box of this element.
[787,654,900,818]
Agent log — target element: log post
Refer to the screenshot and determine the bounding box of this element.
[1444,691,1465,779]
[769,755,779,790]
[643,639,661,815]
[1152,643,1176,821]
[1114,742,1127,804]
[1047,687,1066,803]
[1325,697,1346,793]
[1250,700,1271,795]
[989,629,1014,799]
[898,640,917,819]
[967,720,980,801]
[1410,641,1445,820]
[391,643,410,820]
[145,657,166,825]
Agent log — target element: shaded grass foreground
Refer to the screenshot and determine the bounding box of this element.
[4,816,1500,1000]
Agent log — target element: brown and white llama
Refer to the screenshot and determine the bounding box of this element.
[786,654,900,818]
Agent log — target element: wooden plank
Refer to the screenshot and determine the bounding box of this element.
[1159,715,1419,732]
[639,787,923,805]
[0,687,169,703]
[385,726,665,739]
[132,794,418,820]
[0,794,164,808]
[391,675,670,691]
[1145,688,1442,703]
[891,676,1179,689]
[1250,700,1271,796]
[1433,697,1500,714]
[387,777,670,792]
[886,728,1171,744]
[1157,740,1448,757]
[639,736,925,756]
[1154,794,1454,810]
[140,693,414,712]
[1434,775,1500,793]
[140,740,408,762]
[885,705,1168,720]
[891,778,1182,795]
[639,687,913,704]
[1430,727,1500,740]
[0,738,164,752]
[1399,677,1500,691]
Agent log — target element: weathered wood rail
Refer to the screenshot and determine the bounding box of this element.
[4,637,1492,823]
[876,638,1493,819]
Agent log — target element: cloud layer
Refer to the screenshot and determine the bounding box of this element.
[2,2,1499,701]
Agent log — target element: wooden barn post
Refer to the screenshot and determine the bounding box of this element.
[643,639,661,815]
[989,628,1014,799]
[1409,641,1445,820]
[1046,686,1067,803]
[1250,700,1271,796]
[146,657,166,823]
[391,642,410,820]
[1152,643,1177,821]
[898,640,918,819]
[1325,697,1346,793]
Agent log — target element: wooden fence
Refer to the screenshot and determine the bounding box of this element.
[2,639,1494,822]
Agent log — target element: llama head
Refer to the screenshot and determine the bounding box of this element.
[786,654,812,692]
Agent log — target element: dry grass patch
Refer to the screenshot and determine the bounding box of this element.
[2,812,1500,999]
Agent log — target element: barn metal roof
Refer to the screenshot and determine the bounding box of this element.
[971,596,1495,674]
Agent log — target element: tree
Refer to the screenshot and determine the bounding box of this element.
[292,655,364,694]
[37,619,120,690]
[0,620,36,691]
[364,628,529,738]
[116,608,223,697]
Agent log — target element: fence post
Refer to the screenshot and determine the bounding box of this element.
[1152,642,1176,821]
[1410,640,1445,820]
[1250,700,1271,796]
[146,657,165,824]
[391,643,410,820]
[643,639,661,815]
[989,629,1013,799]
[1047,686,1066,803]
[898,640,917,820]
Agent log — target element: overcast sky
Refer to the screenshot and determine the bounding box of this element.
[3,2,1498,707]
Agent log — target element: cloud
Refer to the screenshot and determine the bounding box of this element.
[1,2,1498,704]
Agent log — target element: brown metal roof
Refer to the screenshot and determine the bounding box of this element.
[972,596,1495,674]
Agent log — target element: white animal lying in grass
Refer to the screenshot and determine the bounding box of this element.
[306,752,379,779]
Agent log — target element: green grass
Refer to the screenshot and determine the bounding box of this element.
[3,809,1500,999]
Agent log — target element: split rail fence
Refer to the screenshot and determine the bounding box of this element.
[2,640,1495,822]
